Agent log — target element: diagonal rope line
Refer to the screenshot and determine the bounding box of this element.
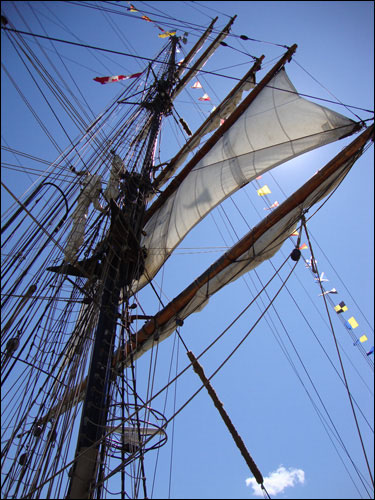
[303,217,374,490]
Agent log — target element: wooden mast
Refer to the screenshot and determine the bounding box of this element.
[41,124,373,425]
[174,16,218,81]
[172,16,237,99]
[34,19,241,429]
[66,36,180,500]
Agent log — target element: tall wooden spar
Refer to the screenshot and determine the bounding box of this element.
[67,35,179,499]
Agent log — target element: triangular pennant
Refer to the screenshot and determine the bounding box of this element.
[93,71,143,85]
[299,243,308,250]
[359,334,368,343]
[319,288,337,296]
[198,93,211,101]
[191,81,203,89]
[264,201,279,210]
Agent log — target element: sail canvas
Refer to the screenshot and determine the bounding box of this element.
[137,69,357,290]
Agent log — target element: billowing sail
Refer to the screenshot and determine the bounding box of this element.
[27,101,374,439]
[142,157,357,354]
[135,69,359,291]
[123,125,371,365]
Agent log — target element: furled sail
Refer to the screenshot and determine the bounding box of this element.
[135,69,360,291]
[64,173,104,262]
[172,16,236,99]
[174,17,218,81]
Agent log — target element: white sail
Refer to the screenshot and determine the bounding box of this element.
[135,69,358,291]
[131,153,359,363]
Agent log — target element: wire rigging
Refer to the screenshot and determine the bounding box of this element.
[3,27,373,115]
[304,219,374,490]
[1,3,373,499]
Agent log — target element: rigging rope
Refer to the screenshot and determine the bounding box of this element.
[2,5,374,498]
[214,193,374,487]
[3,28,373,115]
[303,218,375,490]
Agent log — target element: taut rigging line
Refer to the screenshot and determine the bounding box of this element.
[2,27,373,114]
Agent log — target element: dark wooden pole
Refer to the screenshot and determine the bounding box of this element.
[67,36,179,499]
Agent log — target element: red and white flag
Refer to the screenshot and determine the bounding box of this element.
[264,201,279,210]
[93,71,143,85]
[198,93,211,101]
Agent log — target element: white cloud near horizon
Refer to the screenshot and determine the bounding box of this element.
[245,465,305,497]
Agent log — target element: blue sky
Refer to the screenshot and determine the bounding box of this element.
[1,1,374,499]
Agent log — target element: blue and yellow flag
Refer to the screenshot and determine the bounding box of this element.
[346,316,359,329]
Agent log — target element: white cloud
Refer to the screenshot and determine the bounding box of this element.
[246,465,305,497]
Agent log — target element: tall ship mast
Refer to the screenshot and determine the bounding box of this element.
[1,2,374,499]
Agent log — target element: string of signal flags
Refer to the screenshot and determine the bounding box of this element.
[254,176,373,367]
[92,2,221,106]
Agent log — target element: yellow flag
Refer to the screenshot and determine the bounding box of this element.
[348,317,359,329]
[158,31,176,38]
[359,335,368,343]
[257,185,271,196]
